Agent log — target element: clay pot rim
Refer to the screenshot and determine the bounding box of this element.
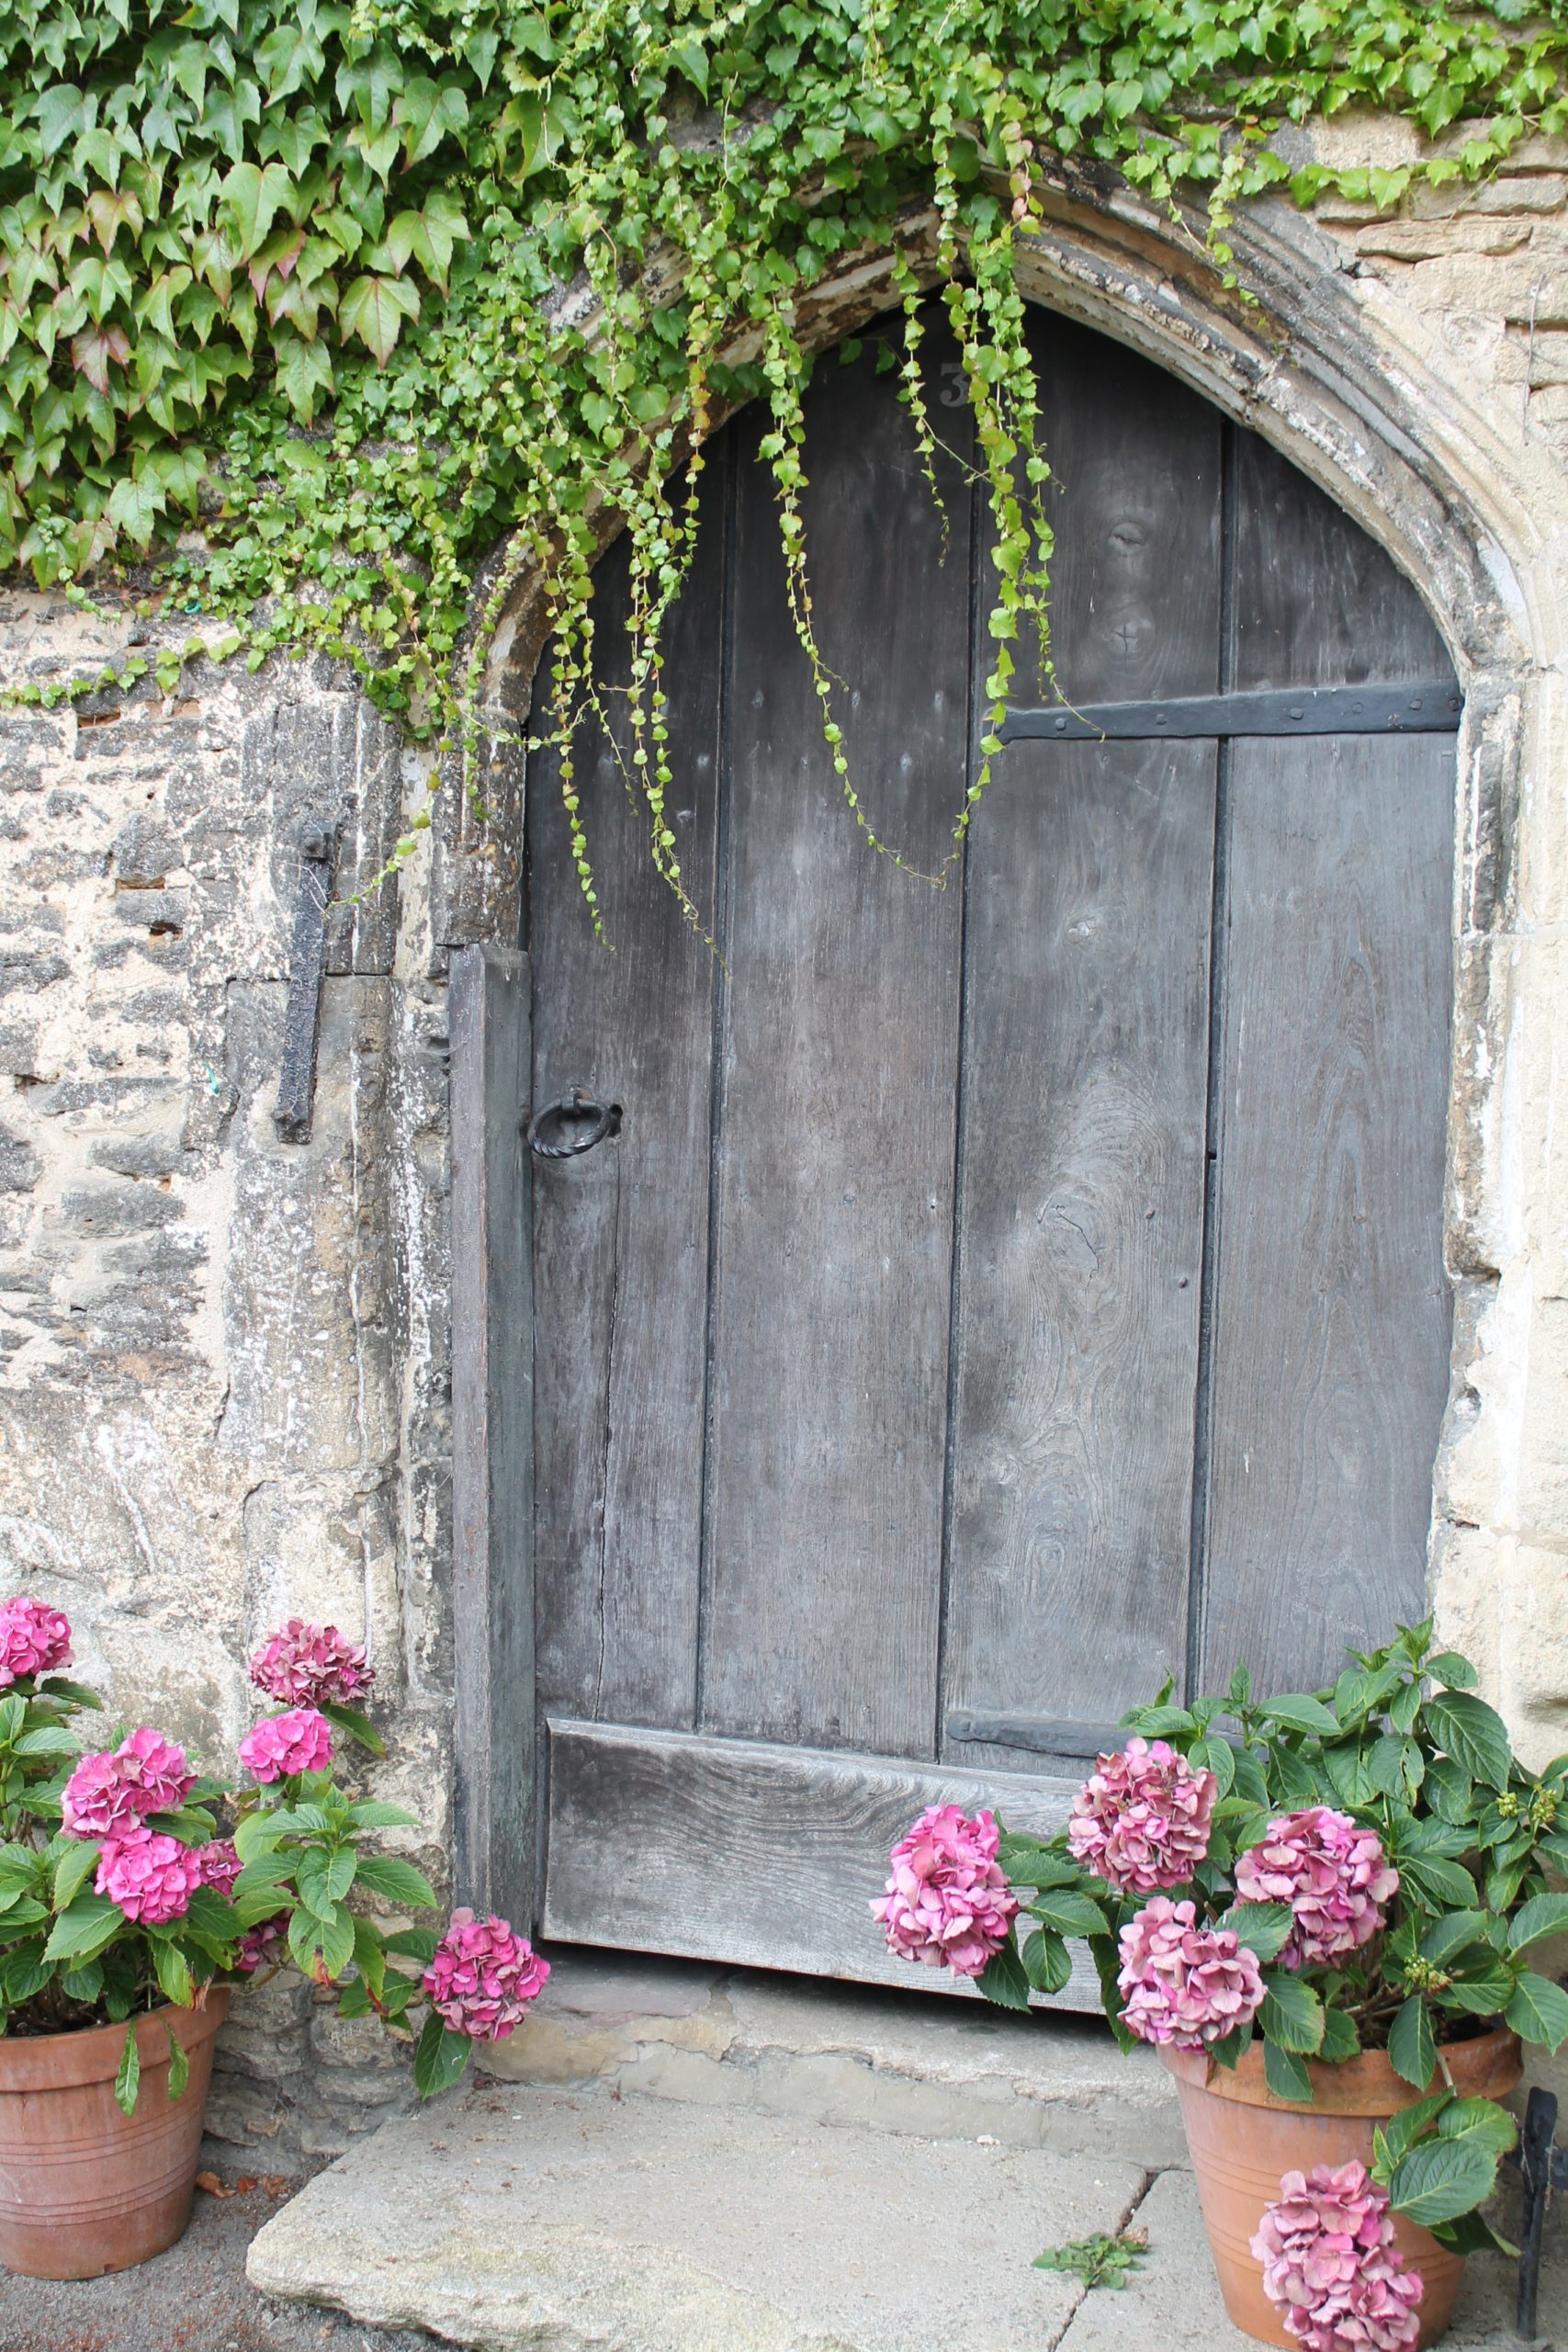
[1160,2021,1521,2115]
[0,1987,230,2093]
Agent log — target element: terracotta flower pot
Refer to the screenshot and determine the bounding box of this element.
[0,1989,230,2278]
[1161,2025,1522,2349]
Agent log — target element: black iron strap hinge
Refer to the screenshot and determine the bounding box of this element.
[999,679,1463,745]
[272,816,340,1145]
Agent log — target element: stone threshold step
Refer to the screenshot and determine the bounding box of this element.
[245,2076,1555,2352]
[476,1944,1185,2167]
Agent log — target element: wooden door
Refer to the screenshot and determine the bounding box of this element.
[521,309,1457,1992]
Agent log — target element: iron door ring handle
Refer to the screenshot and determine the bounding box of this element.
[527,1089,623,1159]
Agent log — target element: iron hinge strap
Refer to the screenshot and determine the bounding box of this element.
[999,679,1463,744]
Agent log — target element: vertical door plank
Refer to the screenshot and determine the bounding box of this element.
[527,454,727,1731]
[1196,434,1456,1696]
[943,317,1221,1765]
[944,744,1216,1752]
[1197,732,1454,1694]
[1230,434,1453,689]
[701,330,973,1758]
[450,944,535,1926]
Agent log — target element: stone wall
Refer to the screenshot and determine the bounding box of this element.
[2,132,1567,2153]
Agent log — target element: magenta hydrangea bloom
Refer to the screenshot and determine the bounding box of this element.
[1067,1736,1218,1894]
[1116,1896,1268,2050]
[872,1804,1020,1979]
[1235,1808,1400,1970]
[248,1619,375,1708]
[239,1706,334,1783]
[198,1838,243,1897]
[1252,2161,1423,2352]
[0,1597,73,1687]
[423,1909,550,2040]
[235,1913,288,1974]
[114,1725,195,1815]
[96,1827,203,1925]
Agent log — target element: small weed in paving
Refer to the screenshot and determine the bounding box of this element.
[1032,2229,1149,2290]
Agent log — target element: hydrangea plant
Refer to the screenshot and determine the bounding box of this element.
[0,1596,549,2113]
[877,1620,1568,2351]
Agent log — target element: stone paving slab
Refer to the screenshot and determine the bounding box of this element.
[481,1947,1183,2166]
[1055,2169,1564,2352]
[246,2076,1149,2352]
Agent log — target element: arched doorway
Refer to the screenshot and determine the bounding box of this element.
[520,303,1458,1989]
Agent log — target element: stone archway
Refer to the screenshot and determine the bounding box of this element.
[446,169,1560,1924]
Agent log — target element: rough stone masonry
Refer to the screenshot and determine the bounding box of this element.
[2,118,1567,2152]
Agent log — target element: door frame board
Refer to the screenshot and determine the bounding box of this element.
[449,942,536,1928]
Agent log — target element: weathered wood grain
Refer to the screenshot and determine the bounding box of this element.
[449,944,535,1927]
[527,453,727,1731]
[543,1717,1098,2006]
[700,331,973,1757]
[943,741,1216,1755]
[1197,732,1454,1695]
[1229,433,1453,691]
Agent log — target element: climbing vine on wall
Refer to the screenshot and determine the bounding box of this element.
[2,0,1566,921]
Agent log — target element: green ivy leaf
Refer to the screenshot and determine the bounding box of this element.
[338,272,420,367]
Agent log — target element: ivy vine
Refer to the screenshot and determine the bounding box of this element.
[2,0,1564,920]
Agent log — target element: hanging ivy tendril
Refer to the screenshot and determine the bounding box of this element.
[2,0,1565,928]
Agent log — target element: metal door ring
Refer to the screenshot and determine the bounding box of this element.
[528,1089,623,1159]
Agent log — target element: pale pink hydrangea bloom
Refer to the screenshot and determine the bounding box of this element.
[62,1728,194,1838]
[239,1706,333,1783]
[248,1620,375,1708]
[235,1913,288,1974]
[1116,1896,1267,2049]
[197,1839,243,1897]
[1067,1736,1218,1894]
[0,1598,73,1687]
[1251,2161,1423,2352]
[872,1804,1020,1978]
[423,1910,550,2040]
[96,1827,203,1925]
[1235,1808,1400,1969]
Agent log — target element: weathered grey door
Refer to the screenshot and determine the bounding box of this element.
[522,308,1457,1990]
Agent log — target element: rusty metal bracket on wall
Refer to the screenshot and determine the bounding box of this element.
[272,817,340,1144]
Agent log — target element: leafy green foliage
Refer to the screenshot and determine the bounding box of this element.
[2,0,1565,923]
[971,1616,1568,2244]
[1032,2231,1147,2290]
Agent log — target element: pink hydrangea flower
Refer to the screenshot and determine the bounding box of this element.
[872,1804,1020,1978]
[62,1750,142,1839]
[62,1728,194,1838]
[0,1597,73,1687]
[1116,1895,1268,2049]
[96,1827,203,1926]
[1235,1808,1400,1970]
[234,1913,288,1974]
[113,1726,194,1815]
[1252,2161,1423,2352]
[423,1910,550,2040]
[198,1839,243,1897]
[1067,1736,1218,1894]
[239,1706,333,1783]
[248,1619,375,1708]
